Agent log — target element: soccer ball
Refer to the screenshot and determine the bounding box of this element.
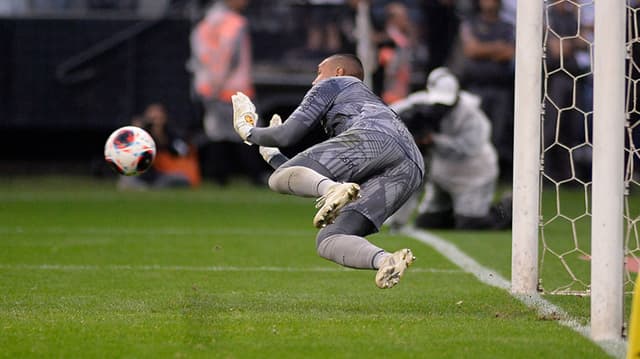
[104,126,156,176]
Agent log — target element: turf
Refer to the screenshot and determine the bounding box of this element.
[0,177,615,358]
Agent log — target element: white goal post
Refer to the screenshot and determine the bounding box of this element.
[511,0,626,341]
[590,0,625,341]
[511,0,543,296]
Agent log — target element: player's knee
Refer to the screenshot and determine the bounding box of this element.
[267,170,280,192]
[315,210,375,250]
[316,225,341,251]
[267,167,290,193]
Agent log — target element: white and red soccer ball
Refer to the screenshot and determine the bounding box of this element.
[104,126,156,176]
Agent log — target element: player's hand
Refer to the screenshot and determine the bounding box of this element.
[258,114,282,162]
[232,91,258,144]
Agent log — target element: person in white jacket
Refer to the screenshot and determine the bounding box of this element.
[389,67,511,230]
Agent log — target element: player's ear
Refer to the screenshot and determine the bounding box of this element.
[335,66,345,76]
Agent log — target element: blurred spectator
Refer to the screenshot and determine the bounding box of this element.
[118,103,202,190]
[369,0,421,29]
[305,0,348,58]
[543,2,590,183]
[188,0,268,185]
[372,1,416,104]
[388,68,511,230]
[418,0,460,74]
[284,0,358,65]
[459,0,515,181]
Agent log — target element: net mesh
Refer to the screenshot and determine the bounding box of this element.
[539,0,640,295]
[625,1,640,294]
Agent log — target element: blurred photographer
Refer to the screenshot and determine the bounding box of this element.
[389,68,510,230]
[119,103,201,190]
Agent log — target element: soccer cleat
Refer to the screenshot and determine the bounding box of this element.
[313,182,361,228]
[375,248,415,289]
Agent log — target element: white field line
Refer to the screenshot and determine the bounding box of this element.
[0,263,462,274]
[402,227,627,359]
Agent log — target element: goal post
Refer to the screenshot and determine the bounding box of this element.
[511,0,544,296]
[590,0,625,341]
[511,0,627,341]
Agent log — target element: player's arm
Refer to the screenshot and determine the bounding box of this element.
[247,80,338,147]
[249,115,311,148]
[231,97,313,148]
[258,114,290,169]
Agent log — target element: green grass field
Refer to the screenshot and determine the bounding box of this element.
[0,176,625,358]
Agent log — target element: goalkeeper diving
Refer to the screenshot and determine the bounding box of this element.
[231,54,424,289]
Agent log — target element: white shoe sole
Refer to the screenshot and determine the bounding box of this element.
[375,249,415,289]
[313,183,360,228]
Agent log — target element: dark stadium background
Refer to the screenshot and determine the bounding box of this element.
[0,1,337,175]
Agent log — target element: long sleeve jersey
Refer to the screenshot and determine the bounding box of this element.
[248,76,424,176]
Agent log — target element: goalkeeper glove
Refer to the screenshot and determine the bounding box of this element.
[231,91,258,144]
[258,114,283,163]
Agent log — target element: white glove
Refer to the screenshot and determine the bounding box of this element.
[231,91,258,144]
[259,114,283,163]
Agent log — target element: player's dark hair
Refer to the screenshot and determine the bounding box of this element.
[329,53,365,81]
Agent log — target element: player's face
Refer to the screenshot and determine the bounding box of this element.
[312,58,335,85]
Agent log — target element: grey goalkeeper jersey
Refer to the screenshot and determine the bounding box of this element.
[248,76,424,176]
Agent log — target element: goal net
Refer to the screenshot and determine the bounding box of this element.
[624,2,640,294]
[538,0,640,295]
[512,0,639,340]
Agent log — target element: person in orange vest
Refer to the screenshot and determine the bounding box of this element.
[372,2,415,105]
[188,0,266,185]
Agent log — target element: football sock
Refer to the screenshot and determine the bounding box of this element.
[372,251,391,269]
[268,166,337,197]
[316,234,385,269]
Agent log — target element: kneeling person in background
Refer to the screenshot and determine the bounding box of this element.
[389,68,511,230]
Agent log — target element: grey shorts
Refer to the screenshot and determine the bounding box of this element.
[282,129,424,229]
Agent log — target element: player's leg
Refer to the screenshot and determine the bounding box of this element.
[325,159,421,288]
[268,163,360,228]
[268,128,384,198]
[315,210,415,289]
[267,143,362,227]
[315,210,381,269]
[268,164,342,197]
